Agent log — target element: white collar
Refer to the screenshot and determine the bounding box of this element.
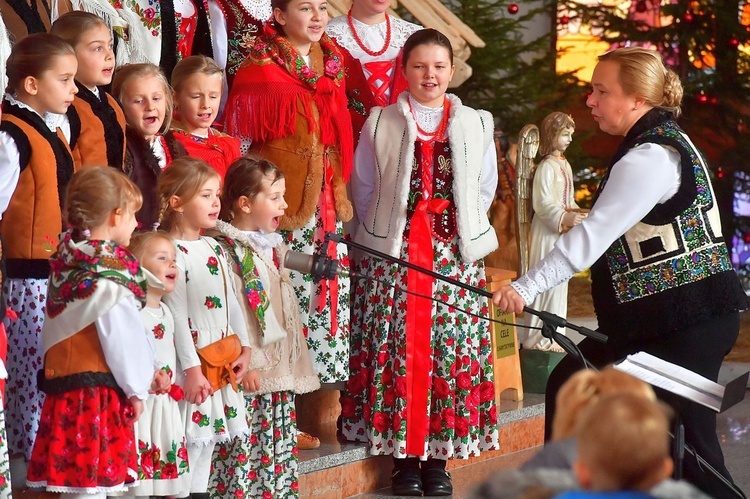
[242,229,282,258]
[4,93,67,132]
[408,94,445,134]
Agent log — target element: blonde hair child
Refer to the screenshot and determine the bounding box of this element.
[113,63,186,228]
[50,11,127,170]
[0,33,78,486]
[166,56,240,179]
[123,231,191,497]
[572,394,673,493]
[26,167,155,498]
[210,157,321,494]
[157,157,252,494]
[552,367,656,441]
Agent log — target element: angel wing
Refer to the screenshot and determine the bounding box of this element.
[515,124,540,276]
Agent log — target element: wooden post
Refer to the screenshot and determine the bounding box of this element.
[485,267,524,402]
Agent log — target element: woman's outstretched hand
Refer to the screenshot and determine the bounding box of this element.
[492,285,526,314]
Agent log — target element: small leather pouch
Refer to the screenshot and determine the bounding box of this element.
[196,334,242,393]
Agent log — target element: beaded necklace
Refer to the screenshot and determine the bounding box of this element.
[347,10,391,57]
[410,97,450,140]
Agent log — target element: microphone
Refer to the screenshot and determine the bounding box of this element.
[525,307,607,343]
[283,250,349,282]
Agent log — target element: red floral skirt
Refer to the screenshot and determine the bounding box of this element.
[27,385,138,492]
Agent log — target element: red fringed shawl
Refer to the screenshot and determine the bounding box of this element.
[225,29,354,181]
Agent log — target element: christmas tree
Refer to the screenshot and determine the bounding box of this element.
[402,1,585,135]
[558,0,750,148]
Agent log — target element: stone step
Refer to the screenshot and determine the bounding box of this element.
[298,393,546,498]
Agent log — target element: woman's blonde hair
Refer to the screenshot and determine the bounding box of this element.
[49,11,108,49]
[552,367,656,441]
[65,167,143,240]
[157,157,220,232]
[598,46,683,117]
[171,55,224,94]
[112,63,174,132]
[539,112,574,157]
[128,230,174,261]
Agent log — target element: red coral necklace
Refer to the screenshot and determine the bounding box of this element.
[347,10,391,57]
[410,97,451,140]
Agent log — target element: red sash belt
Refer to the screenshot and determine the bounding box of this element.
[404,132,450,455]
[316,157,338,339]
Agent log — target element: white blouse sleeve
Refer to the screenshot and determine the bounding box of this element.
[0,131,21,219]
[96,296,156,400]
[480,140,498,213]
[166,255,202,370]
[512,143,682,304]
[352,130,377,222]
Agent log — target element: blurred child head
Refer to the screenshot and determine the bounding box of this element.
[220,156,287,232]
[401,28,454,108]
[113,63,173,141]
[50,11,114,91]
[157,157,221,237]
[171,55,223,136]
[573,393,673,492]
[271,0,329,53]
[5,33,77,114]
[129,231,178,293]
[65,167,142,245]
[552,367,656,441]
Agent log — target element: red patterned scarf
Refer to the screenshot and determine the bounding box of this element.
[225,26,354,181]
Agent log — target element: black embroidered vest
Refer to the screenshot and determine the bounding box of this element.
[403,140,457,242]
[590,110,747,345]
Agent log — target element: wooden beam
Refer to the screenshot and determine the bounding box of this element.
[395,0,471,59]
[449,58,472,88]
[421,0,485,48]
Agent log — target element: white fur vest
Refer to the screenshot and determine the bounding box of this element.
[355,93,498,263]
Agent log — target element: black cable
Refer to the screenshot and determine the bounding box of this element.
[348,273,590,367]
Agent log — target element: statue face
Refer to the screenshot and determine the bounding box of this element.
[554,127,574,154]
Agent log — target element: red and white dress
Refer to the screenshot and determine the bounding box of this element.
[130,302,190,496]
[342,94,499,460]
[26,232,155,493]
[327,12,419,140]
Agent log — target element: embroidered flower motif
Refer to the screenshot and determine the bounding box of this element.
[192,411,209,427]
[224,404,238,419]
[153,323,165,340]
[206,256,219,275]
[214,418,227,434]
[204,296,222,309]
[324,57,342,79]
[43,234,56,253]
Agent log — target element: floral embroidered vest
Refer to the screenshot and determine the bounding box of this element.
[590,114,747,344]
[404,140,456,243]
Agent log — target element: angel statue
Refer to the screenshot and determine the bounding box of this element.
[517,112,587,352]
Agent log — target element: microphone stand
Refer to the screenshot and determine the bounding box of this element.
[325,232,608,357]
